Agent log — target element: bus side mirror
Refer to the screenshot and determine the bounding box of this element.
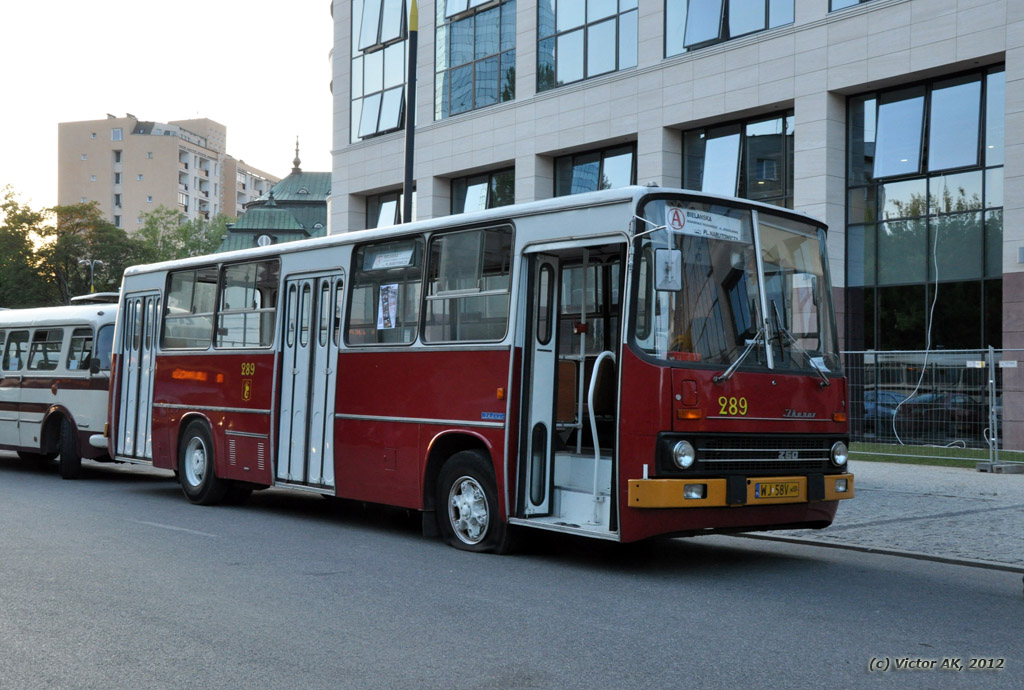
[89,358,101,375]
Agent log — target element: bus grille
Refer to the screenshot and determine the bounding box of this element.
[696,436,833,472]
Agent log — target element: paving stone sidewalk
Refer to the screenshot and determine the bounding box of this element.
[770,460,1024,568]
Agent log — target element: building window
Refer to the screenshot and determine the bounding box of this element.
[90,132,96,139]
[436,0,516,119]
[137,174,144,181]
[351,0,407,142]
[111,128,123,141]
[80,197,87,203]
[554,144,635,196]
[81,154,87,161]
[666,1,793,57]
[113,215,121,228]
[682,110,794,208]
[366,189,415,228]
[113,150,122,163]
[845,66,1005,350]
[538,0,637,92]
[90,175,97,182]
[147,196,153,203]
[114,173,122,184]
[147,152,153,159]
[114,194,122,207]
[831,0,877,10]
[178,192,189,209]
[451,168,515,214]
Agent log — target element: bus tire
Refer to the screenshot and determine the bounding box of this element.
[436,451,515,554]
[178,421,228,505]
[58,418,83,480]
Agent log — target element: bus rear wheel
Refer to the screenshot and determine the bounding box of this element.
[58,418,83,480]
[178,421,228,505]
[436,451,515,554]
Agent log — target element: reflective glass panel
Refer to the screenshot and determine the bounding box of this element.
[446,0,469,17]
[702,127,741,196]
[847,187,877,224]
[436,24,449,71]
[846,224,875,287]
[557,0,585,31]
[538,0,555,38]
[501,1,516,49]
[879,178,926,220]
[587,19,617,76]
[874,87,925,178]
[476,7,500,58]
[685,0,723,48]
[986,70,1005,166]
[359,0,382,50]
[929,171,982,215]
[589,0,617,22]
[451,16,474,66]
[730,0,766,37]
[619,10,637,70]
[556,29,584,84]
[537,38,556,90]
[744,117,784,201]
[602,148,634,189]
[769,0,794,27]
[665,0,687,57]
[877,219,926,284]
[501,49,516,100]
[928,77,981,172]
[986,168,1003,209]
[364,49,383,93]
[985,210,1002,278]
[931,212,982,282]
[380,0,405,44]
[847,95,876,184]
[358,92,382,137]
[571,152,601,194]
[378,87,404,131]
[450,64,473,114]
[475,57,499,108]
[491,169,515,206]
[383,43,405,88]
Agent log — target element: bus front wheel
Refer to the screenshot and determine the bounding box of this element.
[58,418,83,480]
[436,451,515,554]
[178,421,228,505]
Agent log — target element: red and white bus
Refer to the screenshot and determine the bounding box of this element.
[101,186,853,551]
[0,301,117,478]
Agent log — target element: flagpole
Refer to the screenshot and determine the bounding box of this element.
[402,0,418,223]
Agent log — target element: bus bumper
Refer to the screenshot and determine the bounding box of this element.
[626,473,854,509]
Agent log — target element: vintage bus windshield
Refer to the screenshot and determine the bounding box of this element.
[633,198,841,374]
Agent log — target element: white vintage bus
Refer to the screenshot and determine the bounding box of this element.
[0,303,117,478]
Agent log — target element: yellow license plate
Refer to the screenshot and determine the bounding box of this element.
[755,481,801,499]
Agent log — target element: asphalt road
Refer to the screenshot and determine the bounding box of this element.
[1,453,1021,689]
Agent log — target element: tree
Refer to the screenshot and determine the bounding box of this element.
[137,206,228,263]
[0,187,50,307]
[36,202,139,304]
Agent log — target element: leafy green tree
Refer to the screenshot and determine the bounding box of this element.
[137,206,229,263]
[36,202,139,304]
[0,186,50,307]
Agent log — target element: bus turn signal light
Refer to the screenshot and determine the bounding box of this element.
[497,388,505,400]
[832,412,847,422]
[676,408,703,420]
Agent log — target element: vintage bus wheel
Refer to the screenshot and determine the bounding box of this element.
[58,418,83,480]
[178,421,228,505]
[436,451,514,554]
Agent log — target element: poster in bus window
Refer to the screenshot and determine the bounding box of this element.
[378,283,397,329]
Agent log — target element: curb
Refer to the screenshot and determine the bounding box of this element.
[734,533,1024,576]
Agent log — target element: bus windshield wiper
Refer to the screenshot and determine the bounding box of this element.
[713,327,765,383]
[771,300,830,387]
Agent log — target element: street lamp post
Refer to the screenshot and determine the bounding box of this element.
[79,259,105,293]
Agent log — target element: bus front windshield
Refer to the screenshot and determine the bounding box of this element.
[633,198,841,375]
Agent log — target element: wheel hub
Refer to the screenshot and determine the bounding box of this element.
[448,476,489,545]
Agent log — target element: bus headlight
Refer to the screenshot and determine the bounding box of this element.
[671,440,696,470]
[830,441,849,467]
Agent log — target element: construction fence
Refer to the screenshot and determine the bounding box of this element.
[844,348,1023,465]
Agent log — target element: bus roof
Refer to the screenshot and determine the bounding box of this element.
[0,303,117,329]
[122,186,827,277]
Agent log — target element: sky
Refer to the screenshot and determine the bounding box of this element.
[0,0,335,210]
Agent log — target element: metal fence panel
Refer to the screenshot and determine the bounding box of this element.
[843,349,1015,463]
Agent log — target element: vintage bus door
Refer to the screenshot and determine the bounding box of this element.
[522,254,559,515]
[116,292,159,460]
[277,272,343,489]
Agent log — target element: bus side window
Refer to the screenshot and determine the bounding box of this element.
[95,324,114,371]
[66,328,94,371]
[2,330,28,371]
[217,259,280,348]
[424,227,513,343]
[346,238,423,345]
[27,328,63,372]
[163,267,217,349]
